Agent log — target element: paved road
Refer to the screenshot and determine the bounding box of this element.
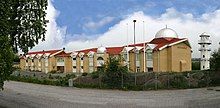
[0,81,220,108]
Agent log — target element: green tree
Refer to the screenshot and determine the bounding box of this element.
[0,0,48,89]
[103,56,128,89]
[210,49,220,71]
[192,61,200,70]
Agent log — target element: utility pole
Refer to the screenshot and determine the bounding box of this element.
[133,20,137,86]
[143,21,146,72]
[126,23,129,70]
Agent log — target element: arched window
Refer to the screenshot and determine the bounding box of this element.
[97,57,104,66]
[97,57,104,60]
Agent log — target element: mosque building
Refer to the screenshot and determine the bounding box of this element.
[20,27,192,73]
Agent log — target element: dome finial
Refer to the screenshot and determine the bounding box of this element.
[97,45,106,53]
[155,27,178,38]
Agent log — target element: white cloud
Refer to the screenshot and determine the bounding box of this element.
[32,1,220,58]
[83,16,115,31]
[31,0,66,51]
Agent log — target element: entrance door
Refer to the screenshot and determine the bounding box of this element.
[180,60,186,72]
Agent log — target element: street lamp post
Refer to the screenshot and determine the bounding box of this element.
[133,20,137,86]
[143,21,146,72]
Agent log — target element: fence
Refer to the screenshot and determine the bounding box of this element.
[73,70,220,90]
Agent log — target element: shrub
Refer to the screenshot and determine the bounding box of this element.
[9,73,77,87]
[170,73,188,89]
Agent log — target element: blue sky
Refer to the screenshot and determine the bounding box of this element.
[53,0,220,36]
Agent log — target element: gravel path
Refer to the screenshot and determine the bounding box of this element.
[0,81,220,108]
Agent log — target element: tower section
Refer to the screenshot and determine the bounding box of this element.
[198,33,211,70]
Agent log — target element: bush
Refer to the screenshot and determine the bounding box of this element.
[169,73,188,89]
[9,73,77,87]
[90,71,99,79]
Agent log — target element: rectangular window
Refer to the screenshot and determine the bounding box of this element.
[45,59,48,67]
[147,53,152,60]
[124,53,127,60]
[89,57,93,66]
[135,53,140,61]
[89,67,93,73]
[146,49,153,60]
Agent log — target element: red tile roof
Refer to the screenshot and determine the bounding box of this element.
[55,52,71,57]
[149,37,187,51]
[76,47,123,55]
[76,48,97,54]
[106,47,123,55]
[126,43,146,47]
[27,49,61,55]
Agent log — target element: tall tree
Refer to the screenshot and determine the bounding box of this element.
[210,48,220,71]
[0,0,48,89]
[103,57,128,89]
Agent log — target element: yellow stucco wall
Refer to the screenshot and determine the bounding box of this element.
[171,42,191,72]
[83,56,89,72]
[64,57,72,73]
[153,42,191,72]
[20,59,26,70]
[34,58,38,71]
[129,52,135,72]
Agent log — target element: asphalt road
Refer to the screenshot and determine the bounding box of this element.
[0,81,220,108]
